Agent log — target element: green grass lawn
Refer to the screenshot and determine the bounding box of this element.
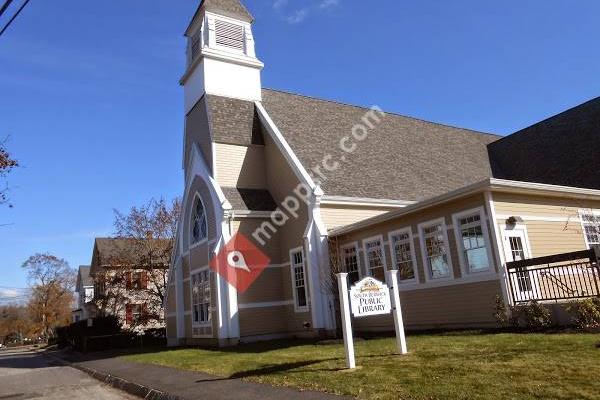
[124,332,600,399]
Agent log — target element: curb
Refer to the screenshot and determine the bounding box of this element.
[41,351,183,400]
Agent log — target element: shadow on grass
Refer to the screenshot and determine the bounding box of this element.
[195,358,345,383]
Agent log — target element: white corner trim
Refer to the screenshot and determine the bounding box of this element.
[485,191,511,307]
[254,102,316,190]
[418,217,455,282]
[387,227,419,284]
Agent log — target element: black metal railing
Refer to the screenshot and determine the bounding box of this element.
[506,249,600,304]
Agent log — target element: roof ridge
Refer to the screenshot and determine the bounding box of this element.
[262,87,501,139]
[491,95,600,146]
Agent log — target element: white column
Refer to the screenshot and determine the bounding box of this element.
[387,270,408,355]
[336,273,355,369]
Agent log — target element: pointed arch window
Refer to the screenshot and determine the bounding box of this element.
[192,196,208,245]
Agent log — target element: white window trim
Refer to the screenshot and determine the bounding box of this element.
[452,207,495,276]
[340,241,362,286]
[578,208,600,249]
[191,266,211,328]
[190,193,208,249]
[387,228,419,284]
[362,234,388,283]
[418,218,454,282]
[289,247,309,313]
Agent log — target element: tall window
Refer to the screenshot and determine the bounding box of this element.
[389,230,416,281]
[290,249,308,312]
[342,244,360,285]
[455,211,491,273]
[364,237,386,282]
[126,304,145,325]
[192,270,211,324]
[192,196,208,244]
[420,221,451,279]
[580,209,600,247]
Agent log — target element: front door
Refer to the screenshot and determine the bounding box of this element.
[502,229,535,301]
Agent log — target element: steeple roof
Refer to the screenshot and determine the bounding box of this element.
[186,0,253,35]
[202,0,253,21]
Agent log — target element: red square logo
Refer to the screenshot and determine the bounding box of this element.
[209,233,271,293]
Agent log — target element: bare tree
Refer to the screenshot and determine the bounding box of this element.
[21,254,75,338]
[95,198,180,331]
[0,138,18,209]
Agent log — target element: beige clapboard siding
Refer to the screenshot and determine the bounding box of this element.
[493,192,600,217]
[166,285,176,314]
[214,143,266,188]
[166,316,177,338]
[320,205,396,230]
[239,307,289,337]
[524,220,587,257]
[353,279,501,331]
[492,192,599,257]
[238,268,286,304]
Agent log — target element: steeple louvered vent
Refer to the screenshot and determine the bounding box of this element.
[215,19,245,50]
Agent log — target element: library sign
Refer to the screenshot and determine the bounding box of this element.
[350,277,391,317]
[337,271,408,369]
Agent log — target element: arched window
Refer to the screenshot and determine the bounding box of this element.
[191,196,208,244]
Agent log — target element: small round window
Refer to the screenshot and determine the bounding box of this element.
[192,196,208,244]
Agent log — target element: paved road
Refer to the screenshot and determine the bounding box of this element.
[0,347,137,400]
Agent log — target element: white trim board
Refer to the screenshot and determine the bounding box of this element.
[238,300,294,310]
[330,178,600,237]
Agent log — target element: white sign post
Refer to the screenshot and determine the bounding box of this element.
[387,270,408,355]
[337,272,408,369]
[336,273,356,369]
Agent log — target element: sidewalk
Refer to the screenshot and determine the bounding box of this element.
[44,349,350,400]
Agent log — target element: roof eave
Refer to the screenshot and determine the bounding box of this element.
[330,178,600,237]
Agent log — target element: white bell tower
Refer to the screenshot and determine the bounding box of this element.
[181,0,264,113]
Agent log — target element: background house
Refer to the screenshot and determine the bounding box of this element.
[90,238,170,332]
[71,266,93,323]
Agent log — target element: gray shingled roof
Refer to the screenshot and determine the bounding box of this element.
[77,266,92,287]
[489,97,600,190]
[187,0,253,34]
[222,187,277,211]
[92,238,171,273]
[206,95,263,146]
[261,89,500,201]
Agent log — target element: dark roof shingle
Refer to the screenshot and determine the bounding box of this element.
[222,187,277,211]
[261,89,499,201]
[489,97,600,190]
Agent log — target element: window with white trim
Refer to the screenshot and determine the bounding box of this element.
[420,222,451,279]
[342,244,360,285]
[580,209,600,247]
[389,230,416,281]
[364,237,386,282]
[457,212,490,273]
[191,196,208,245]
[291,250,308,312]
[192,270,211,325]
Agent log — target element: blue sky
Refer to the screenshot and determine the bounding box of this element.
[1,0,600,295]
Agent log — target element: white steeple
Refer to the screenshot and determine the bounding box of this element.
[181,0,264,113]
